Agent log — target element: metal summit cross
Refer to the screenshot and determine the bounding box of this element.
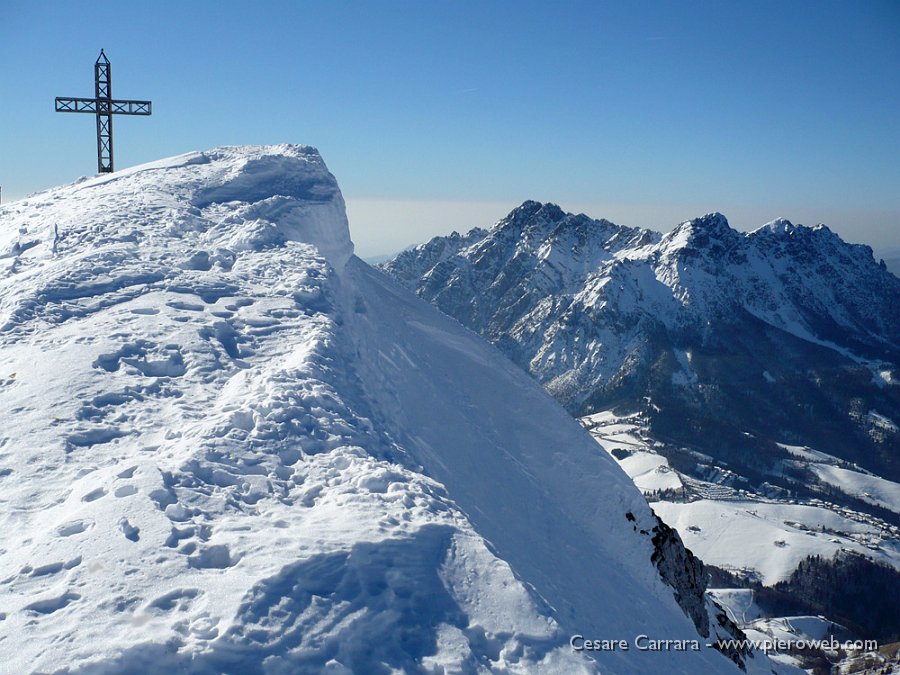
[55,49,152,173]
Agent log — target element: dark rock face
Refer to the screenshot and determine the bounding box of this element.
[382,202,900,483]
[628,510,752,670]
[649,514,711,638]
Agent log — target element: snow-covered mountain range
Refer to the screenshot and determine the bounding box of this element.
[0,147,777,673]
[383,200,899,480]
[382,200,900,657]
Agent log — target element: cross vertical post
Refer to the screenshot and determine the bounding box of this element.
[94,50,113,172]
[55,50,152,174]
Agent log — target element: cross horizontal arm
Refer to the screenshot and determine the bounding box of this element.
[55,97,99,113]
[111,100,152,115]
[55,97,152,115]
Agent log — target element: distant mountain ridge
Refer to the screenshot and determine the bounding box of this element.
[382,201,900,484]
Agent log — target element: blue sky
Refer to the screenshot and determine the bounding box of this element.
[2,0,898,256]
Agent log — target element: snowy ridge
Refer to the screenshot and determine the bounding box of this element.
[0,148,766,673]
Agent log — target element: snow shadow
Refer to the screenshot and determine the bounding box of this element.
[192,156,338,209]
[73,525,474,674]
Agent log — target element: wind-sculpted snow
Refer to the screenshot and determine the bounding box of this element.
[0,148,769,673]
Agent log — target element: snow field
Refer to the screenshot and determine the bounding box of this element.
[0,146,763,673]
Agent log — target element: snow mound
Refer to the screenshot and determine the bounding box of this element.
[0,148,764,673]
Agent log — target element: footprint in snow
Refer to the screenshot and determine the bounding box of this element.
[119,518,140,542]
[66,427,127,450]
[57,520,91,537]
[147,588,201,612]
[24,591,80,615]
[29,557,81,577]
[116,465,137,479]
[81,487,107,503]
[187,544,237,569]
[114,485,138,498]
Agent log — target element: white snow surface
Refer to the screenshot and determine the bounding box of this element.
[652,499,900,584]
[0,146,759,673]
[777,442,900,514]
[810,465,900,514]
[583,412,683,495]
[707,589,766,625]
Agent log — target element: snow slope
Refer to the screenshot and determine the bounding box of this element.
[810,465,900,514]
[0,147,766,673]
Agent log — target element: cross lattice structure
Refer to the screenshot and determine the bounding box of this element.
[55,49,152,174]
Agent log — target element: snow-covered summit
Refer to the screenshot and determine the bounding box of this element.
[1,144,353,276]
[756,217,797,235]
[667,212,733,239]
[0,150,760,673]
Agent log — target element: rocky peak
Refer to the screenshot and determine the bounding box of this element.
[494,201,567,236]
[759,217,796,235]
[670,212,738,247]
